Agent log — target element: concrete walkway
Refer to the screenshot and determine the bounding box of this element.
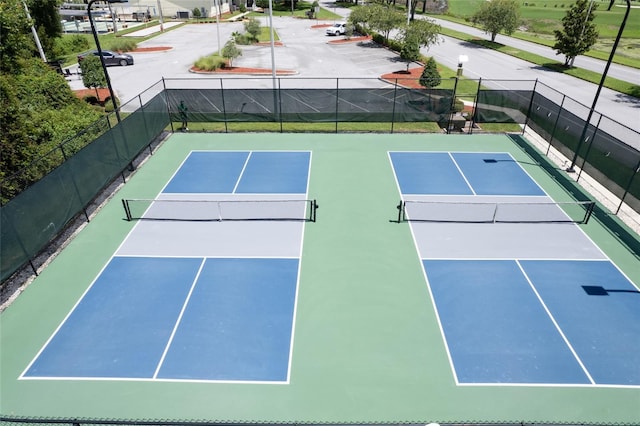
[122,21,183,37]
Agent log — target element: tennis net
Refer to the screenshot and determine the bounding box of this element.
[396,199,595,224]
[122,198,318,222]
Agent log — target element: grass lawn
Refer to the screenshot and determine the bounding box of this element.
[431,0,640,68]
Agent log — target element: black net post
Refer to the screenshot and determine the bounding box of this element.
[396,200,404,223]
[122,199,132,221]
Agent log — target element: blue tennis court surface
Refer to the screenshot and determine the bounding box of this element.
[164,151,310,194]
[425,259,640,385]
[23,151,309,383]
[24,257,298,381]
[389,152,545,195]
[390,151,640,386]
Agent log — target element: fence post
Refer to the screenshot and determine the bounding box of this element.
[278,78,283,133]
[138,95,153,155]
[220,78,228,133]
[576,114,603,183]
[546,94,566,156]
[335,78,339,134]
[522,79,538,136]
[617,158,640,214]
[447,77,460,134]
[162,78,174,133]
[391,80,398,134]
[470,77,482,135]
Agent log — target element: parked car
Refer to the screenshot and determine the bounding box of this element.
[77,50,134,67]
[325,22,347,36]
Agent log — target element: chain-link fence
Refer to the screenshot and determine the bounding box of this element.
[1,77,638,285]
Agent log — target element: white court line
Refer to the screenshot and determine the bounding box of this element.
[153,258,206,379]
[233,150,252,193]
[515,259,596,385]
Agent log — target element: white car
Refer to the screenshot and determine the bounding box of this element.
[326,22,347,36]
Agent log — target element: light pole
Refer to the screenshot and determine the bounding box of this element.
[566,0,631,172]
[86,0,127,123]
[22,0,47,62]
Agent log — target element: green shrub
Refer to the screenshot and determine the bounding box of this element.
[453,98,465,113]
[104,96,120,112]
[233,32,254,45]
[106,38,138,52]
[194,54,226,71]
[54,34,91,57]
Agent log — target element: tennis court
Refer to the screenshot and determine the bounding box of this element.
[1,133,639,424]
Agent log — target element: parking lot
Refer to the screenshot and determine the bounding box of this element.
[67,16,407,104]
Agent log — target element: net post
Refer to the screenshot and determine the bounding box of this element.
[583,201,596,224]
[122,199,132,221]
[311,199,318,222]
[396,200,404,223]
[492,202,498,223]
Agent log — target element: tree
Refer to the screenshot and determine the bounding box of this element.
[1,58,102,200]
[553,0,599,67]
[367,3,405,43]
[396,18,441,71]
[419,57,441,89]
[192,7,202,18]
[348,6,373,34]
[221,40,242,67]
[79,55,107,101]
[26,0,62,58]
[399,18,441,50]
[471,0,520,42]
[400,35,421,72]
[0,0,33,73]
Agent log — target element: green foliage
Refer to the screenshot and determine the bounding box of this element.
[192,7,202,17]
[244,18,262,41]
[53,34,90,58]
[0,0,33,73]
[26,0,63,59]
[368,3,406,42]
[348,5,373,32]
[79,55,107,94]
[0,58,102,200]
[232,31,254,45]
[221,40,243,67]
[400,35,421,71]
[470,0,521,42]
[106,38,138,52]
[104,96,120,112]
[194,54,226,71]
[398,18,441,48]
[553,0,598,66]
[420,57,441,88]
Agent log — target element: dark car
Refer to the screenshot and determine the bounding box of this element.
[77,50,134,67]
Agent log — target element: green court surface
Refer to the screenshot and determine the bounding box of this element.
[1,133,639,424]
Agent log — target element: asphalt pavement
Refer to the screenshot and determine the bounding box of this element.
[66,2,639,137]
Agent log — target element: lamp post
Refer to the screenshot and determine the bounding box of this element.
[566,0,631,172]
[86,0,127,123]
[22,0,47,62]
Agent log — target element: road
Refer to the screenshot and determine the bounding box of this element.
[428,17,640,86]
